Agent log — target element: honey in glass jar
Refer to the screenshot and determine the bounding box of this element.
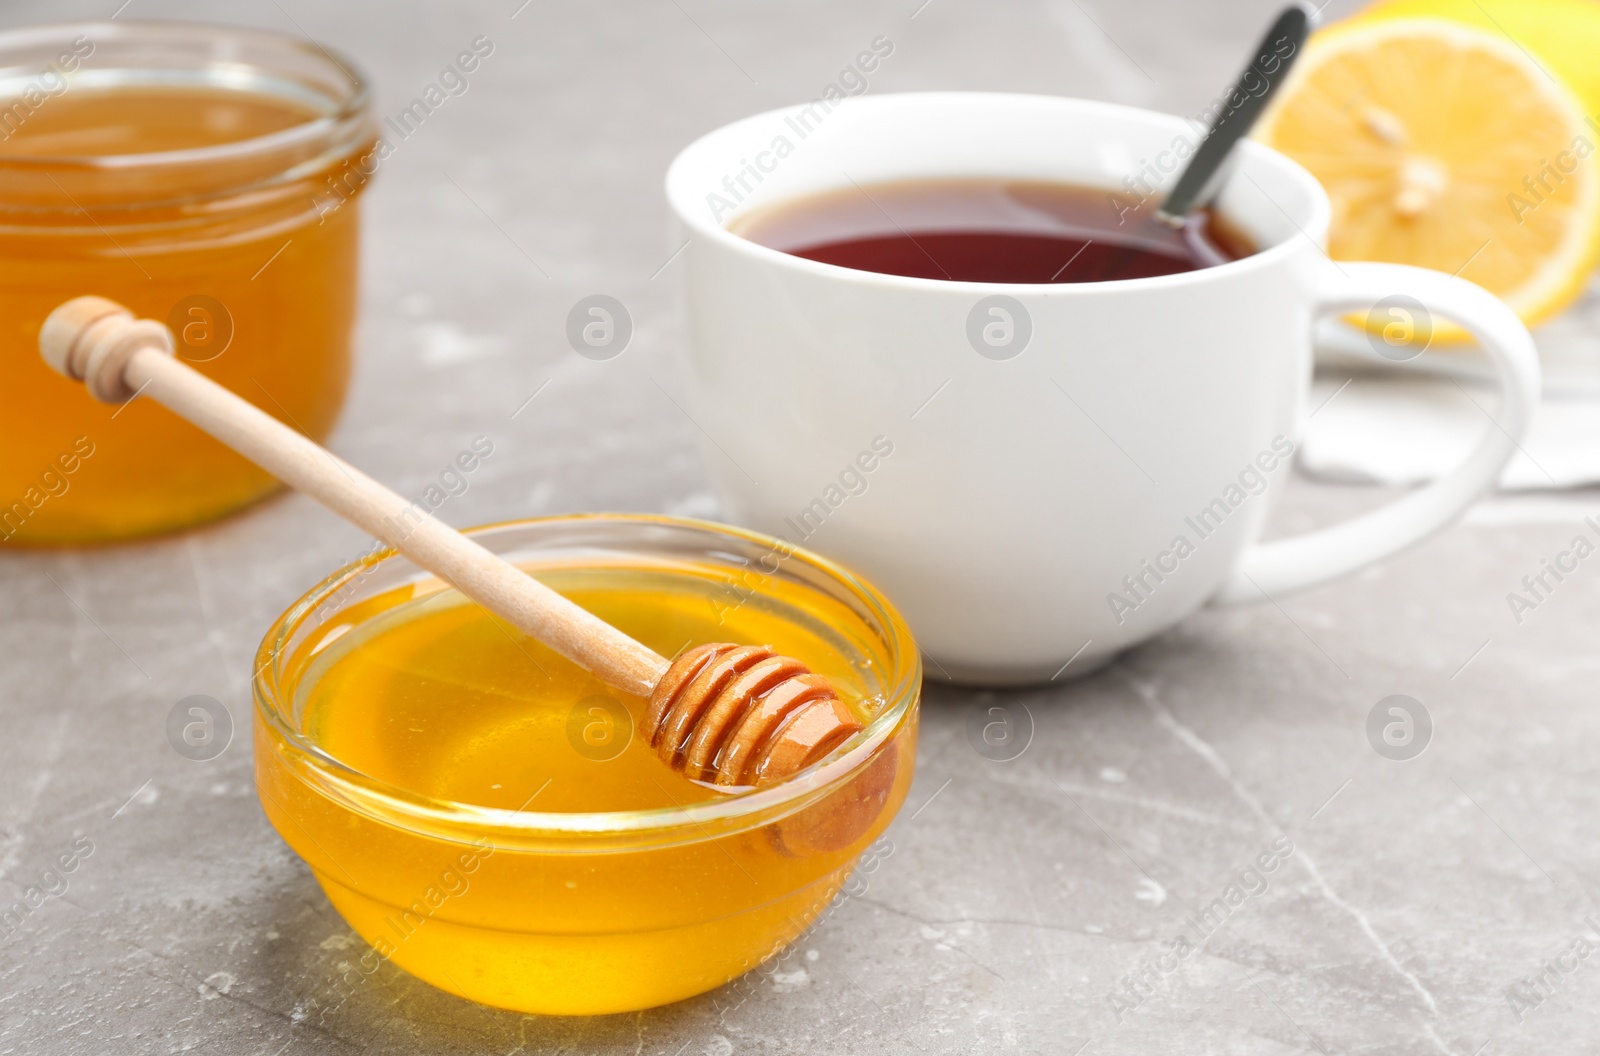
[0,22,375,543]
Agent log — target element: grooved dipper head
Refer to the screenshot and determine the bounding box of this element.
[644,642,865,787]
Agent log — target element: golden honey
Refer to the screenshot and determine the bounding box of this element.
[255,516,919,1015]
[0,24,374,543]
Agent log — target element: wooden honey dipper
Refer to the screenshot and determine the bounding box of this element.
[40,296,864,789]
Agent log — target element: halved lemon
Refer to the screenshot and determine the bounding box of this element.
[1255,17,1600,336]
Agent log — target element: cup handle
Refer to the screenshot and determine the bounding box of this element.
[1211,261,1541,606]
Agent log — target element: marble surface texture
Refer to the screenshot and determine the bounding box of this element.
[3,1,1598,1053]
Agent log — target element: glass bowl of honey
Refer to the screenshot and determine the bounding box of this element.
[253,514,920,1015]
[0,22,374,543]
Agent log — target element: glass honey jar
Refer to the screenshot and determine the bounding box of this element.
[0,22,376,543]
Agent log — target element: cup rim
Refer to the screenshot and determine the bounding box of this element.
[664,90,1332,295]
[253,513,921,847]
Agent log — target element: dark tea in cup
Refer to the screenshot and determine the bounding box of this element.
[732,178,1255,283]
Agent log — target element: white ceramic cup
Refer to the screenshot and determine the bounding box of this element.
[665,92,1539,685]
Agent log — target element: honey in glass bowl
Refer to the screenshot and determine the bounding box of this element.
[0,22,375,543]
[254,516,921,1015]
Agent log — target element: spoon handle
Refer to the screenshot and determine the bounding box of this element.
[1158,3,1312,223]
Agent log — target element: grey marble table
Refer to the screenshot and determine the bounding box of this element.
[4,1,1598,1053]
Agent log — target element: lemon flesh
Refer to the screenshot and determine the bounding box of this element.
[1363,0,1600,119]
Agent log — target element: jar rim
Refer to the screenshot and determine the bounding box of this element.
[0,20,373,211]
[253,514,923,850]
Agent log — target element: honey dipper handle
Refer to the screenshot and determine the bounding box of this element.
[42,298,670,697]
